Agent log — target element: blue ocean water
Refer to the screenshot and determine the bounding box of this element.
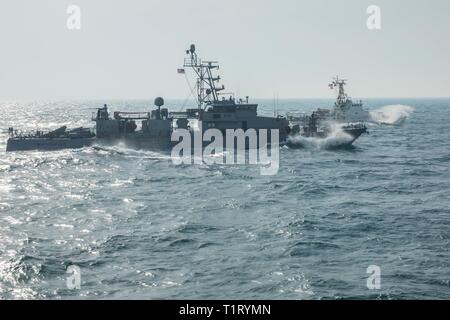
[0,98,449,299]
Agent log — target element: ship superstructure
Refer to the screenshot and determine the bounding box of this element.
[174,44,291,144]
[92,98,172,149]
[328,77,371,123]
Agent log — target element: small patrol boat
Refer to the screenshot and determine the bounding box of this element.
[286,111,367,148]
[285,77,368,148]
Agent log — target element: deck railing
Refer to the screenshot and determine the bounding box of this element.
[7,128,53,138]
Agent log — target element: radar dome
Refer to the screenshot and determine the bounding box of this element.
[154,97,164,107]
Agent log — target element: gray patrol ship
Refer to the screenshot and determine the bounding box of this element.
[6,44,291,152]
[286,77,368,147]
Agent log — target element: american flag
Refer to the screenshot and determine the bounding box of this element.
[177,68,185,74]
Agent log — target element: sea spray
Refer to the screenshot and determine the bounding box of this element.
[369,105,414,125]
[287,122,354,149]
[320,123,354,149]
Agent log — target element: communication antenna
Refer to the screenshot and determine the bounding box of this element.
[182,44,225,109]
[273,92,276,117]
[329,76,348,105]
[273,91,280,117]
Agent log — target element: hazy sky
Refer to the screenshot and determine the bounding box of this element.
[0,0,449,99]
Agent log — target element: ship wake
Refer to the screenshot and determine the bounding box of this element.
[369,105,414,125]
[92,143,172,160]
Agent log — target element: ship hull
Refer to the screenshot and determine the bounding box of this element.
[6,137,94,152]
[343,127,367,145]
[97,136,172,151]
[286,126,367,149]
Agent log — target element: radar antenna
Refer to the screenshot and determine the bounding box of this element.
[329,76,348,106]
[182,44,225,109]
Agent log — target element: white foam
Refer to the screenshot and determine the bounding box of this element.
[93,142,172,160]
[287,122,354,149]
[369,105,414,125]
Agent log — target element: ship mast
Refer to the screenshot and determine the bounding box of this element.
[182,44,225,110]
[329,76,348,106]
